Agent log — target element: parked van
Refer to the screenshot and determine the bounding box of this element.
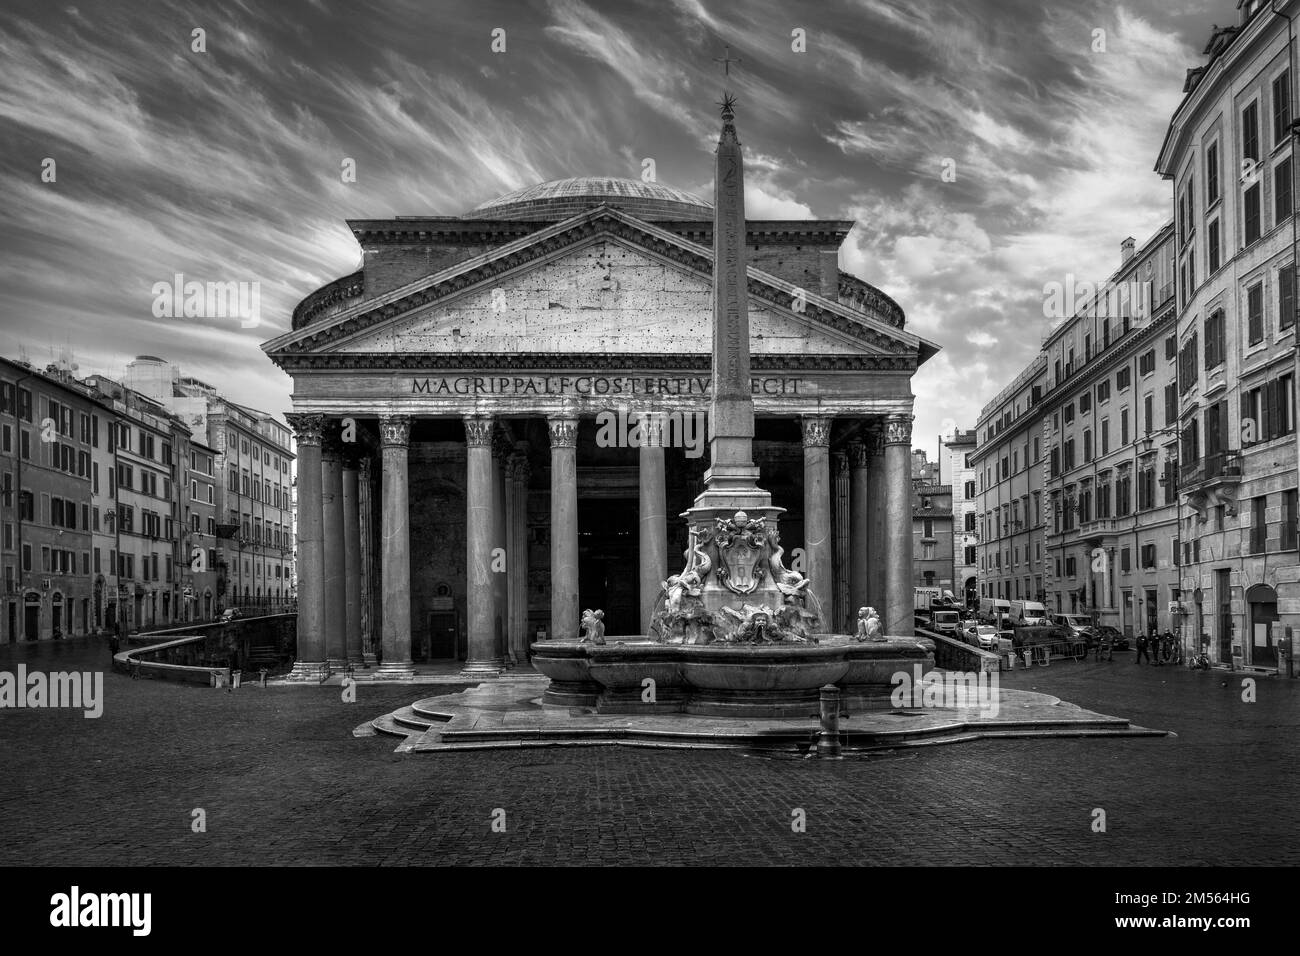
[1009,600,1049,626]
[930,609,960,636]
[978,598,1011,624]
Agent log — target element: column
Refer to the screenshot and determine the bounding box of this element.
[801,416,832,614]
[849,440,871,618]
[549,416,579,641]
[285,414,325,680]
[884,413,915,637]
[867,428,887,610]
[462,415,503,676]
[491,432,509,664]
[358,455,377,666]
[321,423,347,669]
[638,414,667,634]
[833,449,849,631]
[376,415,415,678]
[342,454,363,664]
[506,451,530,663]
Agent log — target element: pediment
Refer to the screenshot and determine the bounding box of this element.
[263,206,933,366]
[324,239,879,358]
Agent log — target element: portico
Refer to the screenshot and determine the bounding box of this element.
[265,178,936,677]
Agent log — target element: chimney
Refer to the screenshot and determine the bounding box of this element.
[1121,236,1135,265]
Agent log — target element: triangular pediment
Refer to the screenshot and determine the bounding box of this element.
[263,206,935,366]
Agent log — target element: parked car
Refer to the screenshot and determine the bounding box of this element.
[968,624,1000,650]
[220,607,243,623]
[1050,613,1092,637]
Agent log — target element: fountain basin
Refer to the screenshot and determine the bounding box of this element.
[531,636,935,718]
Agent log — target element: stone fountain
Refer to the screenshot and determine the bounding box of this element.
[531,94,933,717]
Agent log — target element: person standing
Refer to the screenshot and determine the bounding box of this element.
[1149,628,1162,666]
[1135,630,1150,664]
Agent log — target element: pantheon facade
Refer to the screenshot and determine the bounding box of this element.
[263,177,937,678]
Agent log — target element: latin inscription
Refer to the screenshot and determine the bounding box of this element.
[410,375,801,396]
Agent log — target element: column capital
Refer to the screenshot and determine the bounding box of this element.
[378,414,411,448]
[884,414,914,446]
[801,416,832,448]
[638,411,666,448]
[507,452,531,484]
[286,413,325,447]
[547,416,578,448]
[463,415,494,447]
[320,419,345,459]
[849,440,870,469]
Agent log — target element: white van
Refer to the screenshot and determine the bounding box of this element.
[1009,600,1049,626]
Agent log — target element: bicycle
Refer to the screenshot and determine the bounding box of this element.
[1188,649,1211,670]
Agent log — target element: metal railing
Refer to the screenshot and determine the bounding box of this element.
[1180,450,1242,488]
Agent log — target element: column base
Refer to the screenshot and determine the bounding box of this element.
[459,658,505,679]
[326,657,349,672]
[347,652,366,666]
[374,661,416,680]
[285,660,329,681]
[362,652,378,668]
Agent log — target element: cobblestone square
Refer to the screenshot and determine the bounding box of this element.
[1,638,1295,866]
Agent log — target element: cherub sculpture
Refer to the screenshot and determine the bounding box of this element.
[579,608,606,645]
[855,606,883,642]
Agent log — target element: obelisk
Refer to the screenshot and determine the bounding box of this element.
[696,93,771,512]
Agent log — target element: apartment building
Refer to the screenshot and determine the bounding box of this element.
[1155,0,1300,668]
[913,482,954,592]
[125,356,295,610]
[971,356,1048,606]
[1039,226,1181,637]
[942,429,979,605]
[0,358,97,642]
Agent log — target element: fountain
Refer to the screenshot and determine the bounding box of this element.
[531,93,933,717]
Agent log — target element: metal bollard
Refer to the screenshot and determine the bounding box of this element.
[817,685,843,759]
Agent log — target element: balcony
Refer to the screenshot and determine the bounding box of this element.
[1077,517,1118,542]
[1180,450,1242,491]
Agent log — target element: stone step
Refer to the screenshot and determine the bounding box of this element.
[371,713,426,738]
[410,698,456,723]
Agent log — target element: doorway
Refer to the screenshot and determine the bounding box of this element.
[428,612,458,660]
[1216,568,1233,662]
[578,498,639,636]
[1144,588,1158,636]
[1246,584,1279,668]
[6,602,14,644]
[51,595,63,639]
[24,596,39,640]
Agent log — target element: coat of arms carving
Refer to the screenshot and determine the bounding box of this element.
[714,510,768,595]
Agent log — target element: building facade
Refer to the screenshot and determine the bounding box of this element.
[942,429,978,605]
[263,173,936,678]
[1155,0,1300,668]
[125,357,296,613]
[912,482,953,592]
[0,359,97,642]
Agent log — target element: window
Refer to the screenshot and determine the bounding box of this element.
[1241,373,1297,442]
[1284,489,1298,550]
[1079,393,1091,414]
[1117,367,1131,391]
[1276,157,1293,225]
[1204,309,1226,368]
[1064,403,1075,424]
[1165,383,1178,427]
[1274,69,1292,146]
[1179,332,1199,394]
[1208,219,1221,272]
[1083,430,1093,462]
[1143,395,1154,436]
[1208,141,1220,204]
[1121,409,1130,445]
[1281,265,1296,331]
[1138,350,1156,376]
[1097,380,1110,404]
[1245,182,1262,245]
[1251,496,1268,554]
[1248,282,1264,345]
[1121,547,1131,572]
[1244,100,1260,164]
[1064,439,1075,470]
[1100,419,1110,454]
[1140,543,1157,569]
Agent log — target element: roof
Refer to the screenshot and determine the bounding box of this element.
[467,177,712,222]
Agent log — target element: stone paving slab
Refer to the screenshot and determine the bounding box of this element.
[357,677,1165,754]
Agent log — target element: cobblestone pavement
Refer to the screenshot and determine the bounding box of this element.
[1,638,1295,865]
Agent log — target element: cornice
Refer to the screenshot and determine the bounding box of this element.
[269,351,919,372]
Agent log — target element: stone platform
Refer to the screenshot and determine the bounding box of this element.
[356,676,1167,754]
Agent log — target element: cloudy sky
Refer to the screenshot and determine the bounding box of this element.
[0,0,1228,450]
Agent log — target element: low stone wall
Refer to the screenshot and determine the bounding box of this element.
[922,630,1001,674]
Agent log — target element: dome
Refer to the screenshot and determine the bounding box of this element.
[466,176,712,222]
